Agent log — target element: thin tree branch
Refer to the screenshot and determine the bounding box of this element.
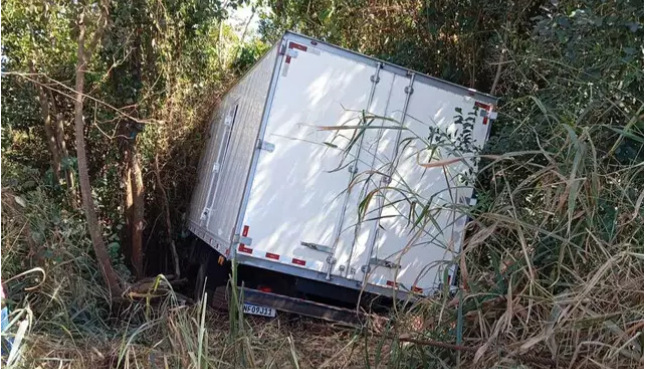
[85,2,110,59]
[490,26,509,96]
[154,153,181,278]
[4,72,160,125]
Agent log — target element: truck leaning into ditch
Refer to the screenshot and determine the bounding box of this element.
[186,31,498,323]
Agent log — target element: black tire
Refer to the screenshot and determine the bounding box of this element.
[194,260,209,303]
[188,236,200,265]
[193,244,230,303]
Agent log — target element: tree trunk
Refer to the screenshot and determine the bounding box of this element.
[42,104,62,183]
[122,146,134,264]
[154,153,180,278]
[30,62,62,184]
[50,93,79,205]
[118,120,144,279]
[130,144,145,279]
[29,61,79,206]
[125,1,146,280]
[74,10,123,299]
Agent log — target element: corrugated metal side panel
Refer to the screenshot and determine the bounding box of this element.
[188,106,222,224]
[205,44,279,245]
[188,44,278,246]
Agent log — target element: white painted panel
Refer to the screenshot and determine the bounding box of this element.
[241,41,378,274]
[363,80,491,294]
[338,72,409,281]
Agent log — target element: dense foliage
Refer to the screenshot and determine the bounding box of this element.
[2,0,261,280]
[2,0,643,368]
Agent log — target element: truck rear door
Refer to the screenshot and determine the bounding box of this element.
[358,79,493,294]
[239,39,391,276]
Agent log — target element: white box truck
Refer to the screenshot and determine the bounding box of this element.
[186,31,497,322]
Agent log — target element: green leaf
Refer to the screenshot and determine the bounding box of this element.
[606,126,643,143]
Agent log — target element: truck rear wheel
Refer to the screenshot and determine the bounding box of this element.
[194,261,210,303]
[192,240,230,303]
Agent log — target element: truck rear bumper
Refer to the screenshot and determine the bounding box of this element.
[213,286,380,326]
[236,252,416,301]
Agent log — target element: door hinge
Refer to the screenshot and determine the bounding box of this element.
[485,110,498,120]
[369,257,401,269]
[200,207,210,220]
[287,48,299,58]
[257,139,275,152]
[300,241,333,254]
[232,234,252,245]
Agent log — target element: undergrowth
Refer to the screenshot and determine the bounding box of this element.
[1,0,643,368]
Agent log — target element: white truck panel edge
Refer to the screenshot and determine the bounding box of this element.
[188,44,278,253]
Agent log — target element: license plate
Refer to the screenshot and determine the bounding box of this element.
[242,303,276,318]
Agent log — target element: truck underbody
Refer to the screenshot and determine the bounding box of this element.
[187,236,397,325]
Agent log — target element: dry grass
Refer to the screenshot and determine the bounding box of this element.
[2,110,643,369]
[453,127,644,368]
[3,108,643,369]
[2,165,643,369]
[4,294,395,369]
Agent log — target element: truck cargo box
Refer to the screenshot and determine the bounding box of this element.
[188,31,497,303]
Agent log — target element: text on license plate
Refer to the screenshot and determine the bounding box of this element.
[242,303,276,317]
